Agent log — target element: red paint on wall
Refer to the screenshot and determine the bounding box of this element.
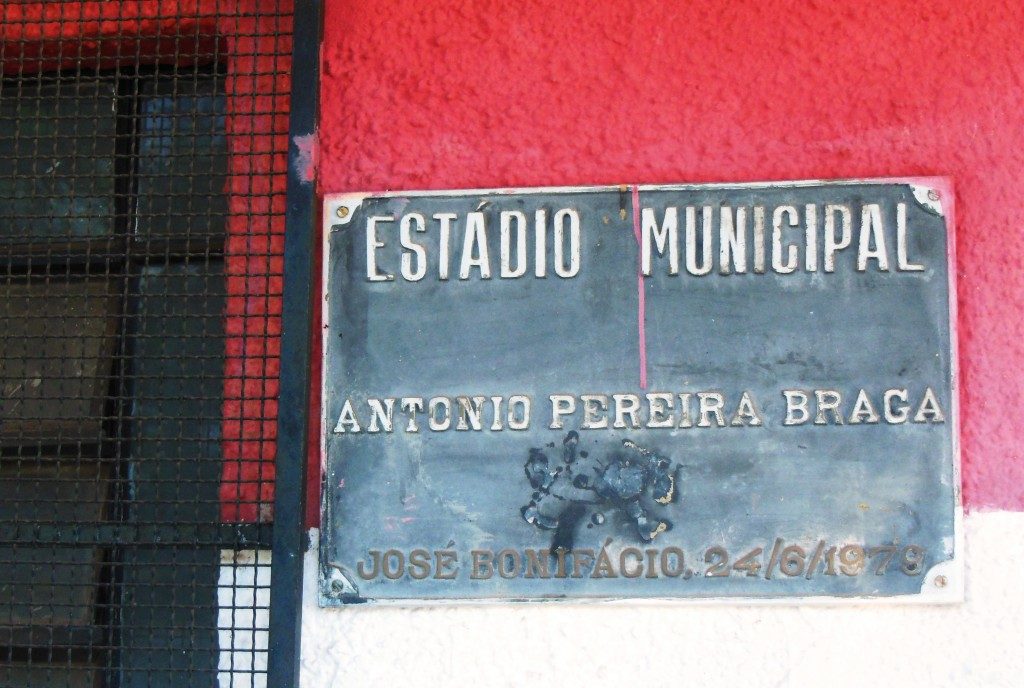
[317,0,1024,515]
[218,5,291,523]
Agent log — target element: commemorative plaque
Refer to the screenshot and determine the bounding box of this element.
[319,179,961,604]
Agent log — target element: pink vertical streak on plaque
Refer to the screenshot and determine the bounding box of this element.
[631,185,648,390]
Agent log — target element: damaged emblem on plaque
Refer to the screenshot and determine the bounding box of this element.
[521,432,679,546]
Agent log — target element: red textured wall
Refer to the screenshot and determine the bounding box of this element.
[318,0,1024,516]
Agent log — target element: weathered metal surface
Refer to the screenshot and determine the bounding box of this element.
[0,665,96,688]
[0,279,119,445]
[319,179,961,604]
[0,461,108,626]
[118,261,226,679]
[0,80,117,246]
[135,75,227,252]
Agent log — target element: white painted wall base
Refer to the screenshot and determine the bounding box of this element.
[296,511,1023,687]
[214,512,1023,686]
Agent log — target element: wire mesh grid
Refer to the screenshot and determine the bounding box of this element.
[0,2,294,686]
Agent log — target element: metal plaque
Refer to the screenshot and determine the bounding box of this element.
[320,179,961,605]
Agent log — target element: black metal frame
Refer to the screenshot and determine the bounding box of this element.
[268,1,322,686]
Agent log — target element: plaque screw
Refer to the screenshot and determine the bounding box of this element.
[336,205,350,218]
[934,575,948,588]
[927,189,940,202]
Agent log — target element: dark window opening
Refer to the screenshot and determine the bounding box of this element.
[0,62,266,687]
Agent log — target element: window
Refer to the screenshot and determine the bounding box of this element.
[0,65,267,687]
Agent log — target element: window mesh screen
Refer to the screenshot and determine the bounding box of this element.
[0,3,293,685]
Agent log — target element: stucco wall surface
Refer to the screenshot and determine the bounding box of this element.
[299,511,1022,687]
[317,0,1024,512]
[303,2,1024,686]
